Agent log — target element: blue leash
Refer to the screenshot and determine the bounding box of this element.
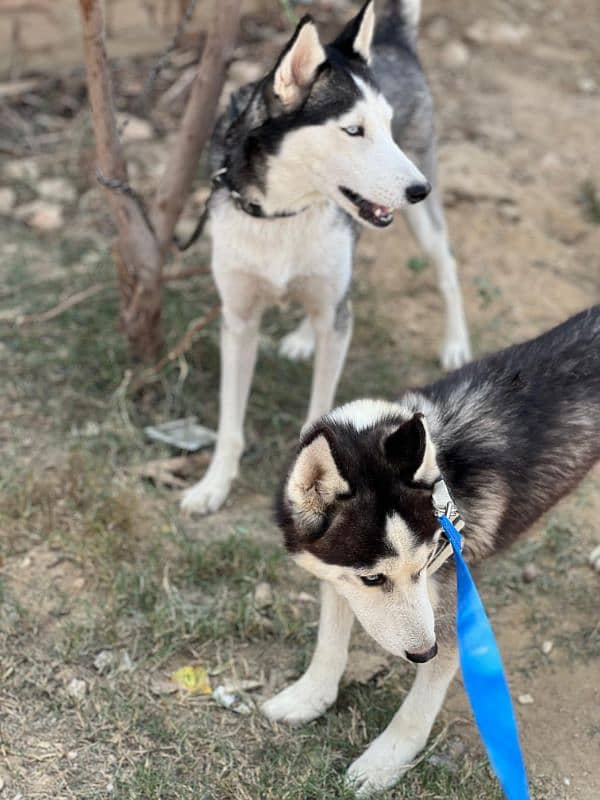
[432,483,530,800]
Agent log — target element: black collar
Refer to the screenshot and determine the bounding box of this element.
[212,168,308,220]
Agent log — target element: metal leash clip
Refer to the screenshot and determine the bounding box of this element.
[427,478,465,575]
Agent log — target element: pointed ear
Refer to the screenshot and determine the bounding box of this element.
[330,0,376,64]
[286,434,349,537]
[273,16,326,109]
[384,413,439,484]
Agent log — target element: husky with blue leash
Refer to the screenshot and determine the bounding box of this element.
[263,306,600,796]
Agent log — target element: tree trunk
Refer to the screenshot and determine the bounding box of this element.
[77,0,242,363]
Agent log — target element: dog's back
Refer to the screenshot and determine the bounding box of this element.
[422,306,600,546]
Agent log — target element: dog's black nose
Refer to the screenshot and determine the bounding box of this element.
[405,642,438,663]
[405,182,431,204]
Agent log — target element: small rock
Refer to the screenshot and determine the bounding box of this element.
[118,650,134,672]
[541,640,554,655]
[150,678,178,696]
[498,201,520,222]
[93,650,115,674]
[3,158,39,182]
[296,591,318,604]
[254,581,273,609]
[540,152,561,171]
[0,187,16,214]
[578,77,596,94]
[440,41,470,69]
[15,201,63,232]
[521,563,538,583]
[563,777,571,786]
[426,15,450,43]
[589,545,600,573]
[466,20,530,47]
[212,685,251,715]
[66,678,87,702]
[518,693,534,705]
[118,115,153,143]
[66,750,77,761]
[37,177,77,204]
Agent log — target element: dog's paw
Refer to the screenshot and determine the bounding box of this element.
[589,545,600,572]
[440,333,471,370]
[261,677,337,726]
[180,474,232,516]
[279,320,315,361]
[345,735,417,797]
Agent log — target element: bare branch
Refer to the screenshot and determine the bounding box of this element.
[131,305,220,390]
[151,0,242,251]
[15,282,114,325]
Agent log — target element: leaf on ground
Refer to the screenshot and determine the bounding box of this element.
[171,665,212,695]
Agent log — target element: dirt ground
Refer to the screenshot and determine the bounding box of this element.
[0,1,599,799]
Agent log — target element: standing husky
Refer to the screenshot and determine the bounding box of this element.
[182,1,471,515]
[265,307,600,796]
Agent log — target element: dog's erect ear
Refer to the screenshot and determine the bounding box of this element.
[330,0,376,64]
[272,16,326,109]
[384,413,439,484]
[286,434,349,537]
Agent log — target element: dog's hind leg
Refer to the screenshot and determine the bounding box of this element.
[403,189,471,370]
[181,297,262,515]
[262,582,354,725]
[306,293,353,422]
[279,316,315,362]
[346,641,458,796]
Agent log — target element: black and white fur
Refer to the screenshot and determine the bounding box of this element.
[182,1,471,515]
[265,306,600,796]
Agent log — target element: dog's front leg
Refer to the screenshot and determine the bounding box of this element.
[181,306,261,515]
[404,194,471,370]
[346,641,458,797]
[262,581,354,725]
[306,296,353,423]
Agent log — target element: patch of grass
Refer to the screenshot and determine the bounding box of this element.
[407,255,429,274]
[579,179,600,224]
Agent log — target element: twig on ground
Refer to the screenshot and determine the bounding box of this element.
[131,304,220,390]
[15,282,114,325]
[162,266,210,282]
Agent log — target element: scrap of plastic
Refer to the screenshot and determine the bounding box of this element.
[144,417,217,451]
[171,665,212,695]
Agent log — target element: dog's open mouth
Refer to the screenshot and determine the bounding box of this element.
[339,187,394,228]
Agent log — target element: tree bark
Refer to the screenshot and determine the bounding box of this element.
[78,0,242,362]
[151,0,242,251]
[79,0,163,362]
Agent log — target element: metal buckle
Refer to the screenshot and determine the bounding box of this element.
[427,478,465,575]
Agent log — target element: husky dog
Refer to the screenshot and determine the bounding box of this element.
[181,0,471,515]
[264,306,600,796]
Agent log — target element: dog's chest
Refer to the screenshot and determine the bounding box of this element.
[210,197,354,295]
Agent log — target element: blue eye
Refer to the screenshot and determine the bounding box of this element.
[361,574,386,587]
[343,125,364,137]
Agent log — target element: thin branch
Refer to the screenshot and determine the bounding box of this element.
[15,282,114,325]
[131,304,220,390]
[151,0,242,251]
[161,266,210,282]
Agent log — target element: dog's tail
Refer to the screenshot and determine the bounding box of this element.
[379,1,421,45]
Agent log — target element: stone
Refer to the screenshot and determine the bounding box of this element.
[521,563,538,583]
[3,158,39,182]
[66,678,87,701]
[15,200,64,231]
[541,640,554,655]
[466,20,530,47]
[440,41,470,69]
[118,114,153,143]
[254,581,273,609]
[518,693,534,705]
[37,177,76,204]
[0,187,16,214]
